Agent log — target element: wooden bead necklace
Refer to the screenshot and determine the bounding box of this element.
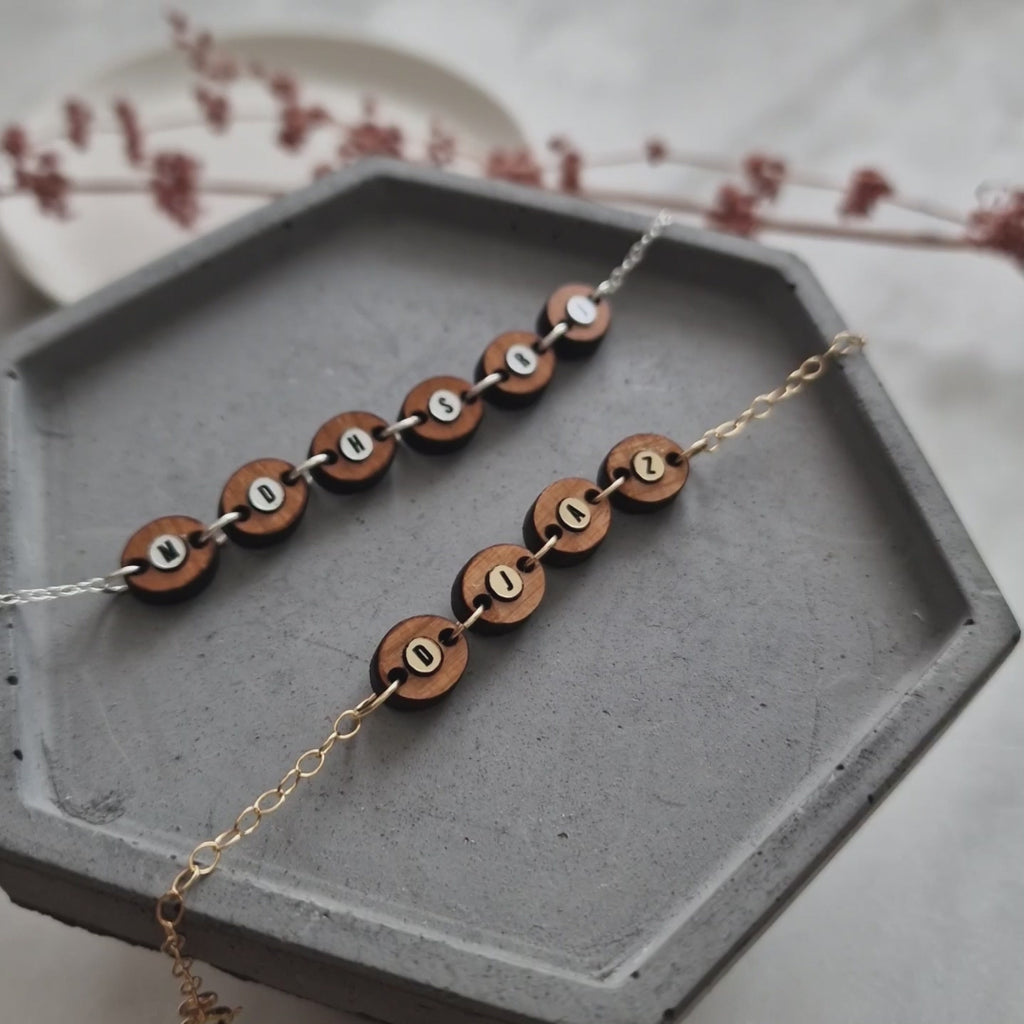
[154,328,864,1022]
[1,215,676,609]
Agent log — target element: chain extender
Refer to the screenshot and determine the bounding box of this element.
[154,332,863,1023]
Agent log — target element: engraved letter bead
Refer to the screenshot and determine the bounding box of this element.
[308,411,397,493]
[121,515,219,603]
[370,614,469,709]
[218,458,309,548]
[599,433,689,512]
[399,375,484,454]
[451,543,546,635]
[523,477,612,567]
[538,283,612,359]
[475,330,556,409]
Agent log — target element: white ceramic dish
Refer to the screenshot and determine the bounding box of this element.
[0,32,525,304]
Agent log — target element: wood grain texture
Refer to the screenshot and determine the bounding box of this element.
[598,433,690,512]
[451,543,546,634]
[523,476,612,567]
[370,614,469,710]
[399,375,484,454]
[475,331,556,408]
[308,410,396,493]
[121,514,219,604]
[218,458,309,548]
[539,282,611,358]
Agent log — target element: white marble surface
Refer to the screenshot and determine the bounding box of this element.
[1,2,1021,1022]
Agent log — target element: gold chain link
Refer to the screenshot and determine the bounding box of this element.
[683,331,865,458]
[152,331,864,1022]
[155,680,399,1023]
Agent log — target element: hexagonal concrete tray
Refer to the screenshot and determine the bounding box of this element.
[0,162,1017,1024]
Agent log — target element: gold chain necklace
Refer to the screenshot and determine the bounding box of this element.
[153,326,864,1022]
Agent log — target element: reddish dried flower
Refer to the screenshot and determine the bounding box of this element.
[149,151,201,228]
[64,98,93,149]
[16,151,70,217]
[967,189,1024,262]
[645,137,668,165]
[426,119,456,167]
[743,152,787,201]
[707,184,760,236]
[548,135,583,193]
[191,31,213,69]
[166,9,188,36]
[169,14,237,82]
[312,163,334,180]
[278,104,329,150]
[1,124,29,166]
[194,87,230,132]
[840,168,894,217]
[268,72,299,105]
[113,99,145,166]
[338,101,404,162]
[484,147,544,187]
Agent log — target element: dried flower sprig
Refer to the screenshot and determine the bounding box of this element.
[0,10,1021,271]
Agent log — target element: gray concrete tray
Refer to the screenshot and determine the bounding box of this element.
[0,161,1017,1024]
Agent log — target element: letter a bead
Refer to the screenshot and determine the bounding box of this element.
[523,477,612,567]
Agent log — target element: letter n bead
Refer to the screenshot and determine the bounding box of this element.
[121,515,219,603]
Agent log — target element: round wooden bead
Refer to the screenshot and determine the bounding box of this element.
[522,476,612,567]
[399,375,484,454]
[451,543,546,635]
[598,433,690,512]
[370,614,469,710]
[538,282,612,358]
[474,331,556,409]
[217,458,309,548]
[308,411,396,493]
[121,515,219,604]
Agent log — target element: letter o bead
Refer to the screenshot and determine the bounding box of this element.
[475,331,556,408]
[308,411,397,493]
[538,283,612,358]
[121,515,219,604]
[370,614,469,710]
[523,477,612,567]
[218,458,309,548]
[598,433,690,512]
[399,375,484,454]
[451,543,546,635]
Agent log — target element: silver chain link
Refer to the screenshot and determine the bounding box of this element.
[464,372,506,401]
[591,209,674,299]
[0,565,140,606]
[375,413,424,440]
